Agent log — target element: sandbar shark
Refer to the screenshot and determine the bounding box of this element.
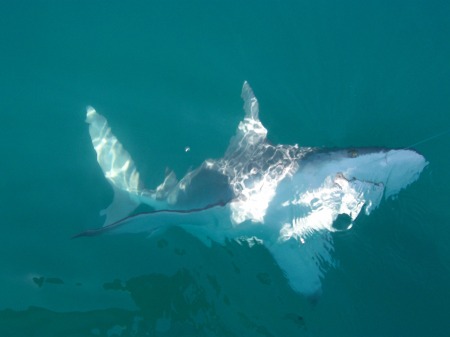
[77,82,427,297]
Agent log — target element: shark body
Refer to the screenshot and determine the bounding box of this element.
[79,82,427,296]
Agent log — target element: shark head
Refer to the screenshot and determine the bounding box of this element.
[298,147,427,198]
[268,147,427,241]
[80,82,428,298]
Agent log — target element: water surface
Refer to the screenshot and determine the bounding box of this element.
[1,1,449,336]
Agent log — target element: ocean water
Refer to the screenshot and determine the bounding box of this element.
[1,1,450,336]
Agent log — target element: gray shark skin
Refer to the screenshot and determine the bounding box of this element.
[79,82,427,297]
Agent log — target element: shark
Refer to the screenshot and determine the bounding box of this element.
[77,82,428,297]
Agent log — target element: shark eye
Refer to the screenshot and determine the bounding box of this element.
[348,149,358,158]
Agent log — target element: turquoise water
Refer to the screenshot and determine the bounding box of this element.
[1,1,450,336]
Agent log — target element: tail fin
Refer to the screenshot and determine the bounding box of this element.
[86,107,165,226]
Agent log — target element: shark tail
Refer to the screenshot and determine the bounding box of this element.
[86,107,173,226]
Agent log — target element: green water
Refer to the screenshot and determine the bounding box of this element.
[1,1,450,336]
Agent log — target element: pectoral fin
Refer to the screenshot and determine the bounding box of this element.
[265,232,335,298]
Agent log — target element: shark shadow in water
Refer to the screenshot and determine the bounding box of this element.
[77,82,427,297]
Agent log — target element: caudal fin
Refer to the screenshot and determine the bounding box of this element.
[86,107,166,226]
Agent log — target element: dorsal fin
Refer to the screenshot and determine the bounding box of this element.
[224,82,268,158]
[155,170,178,200]
[241,81,260,120]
